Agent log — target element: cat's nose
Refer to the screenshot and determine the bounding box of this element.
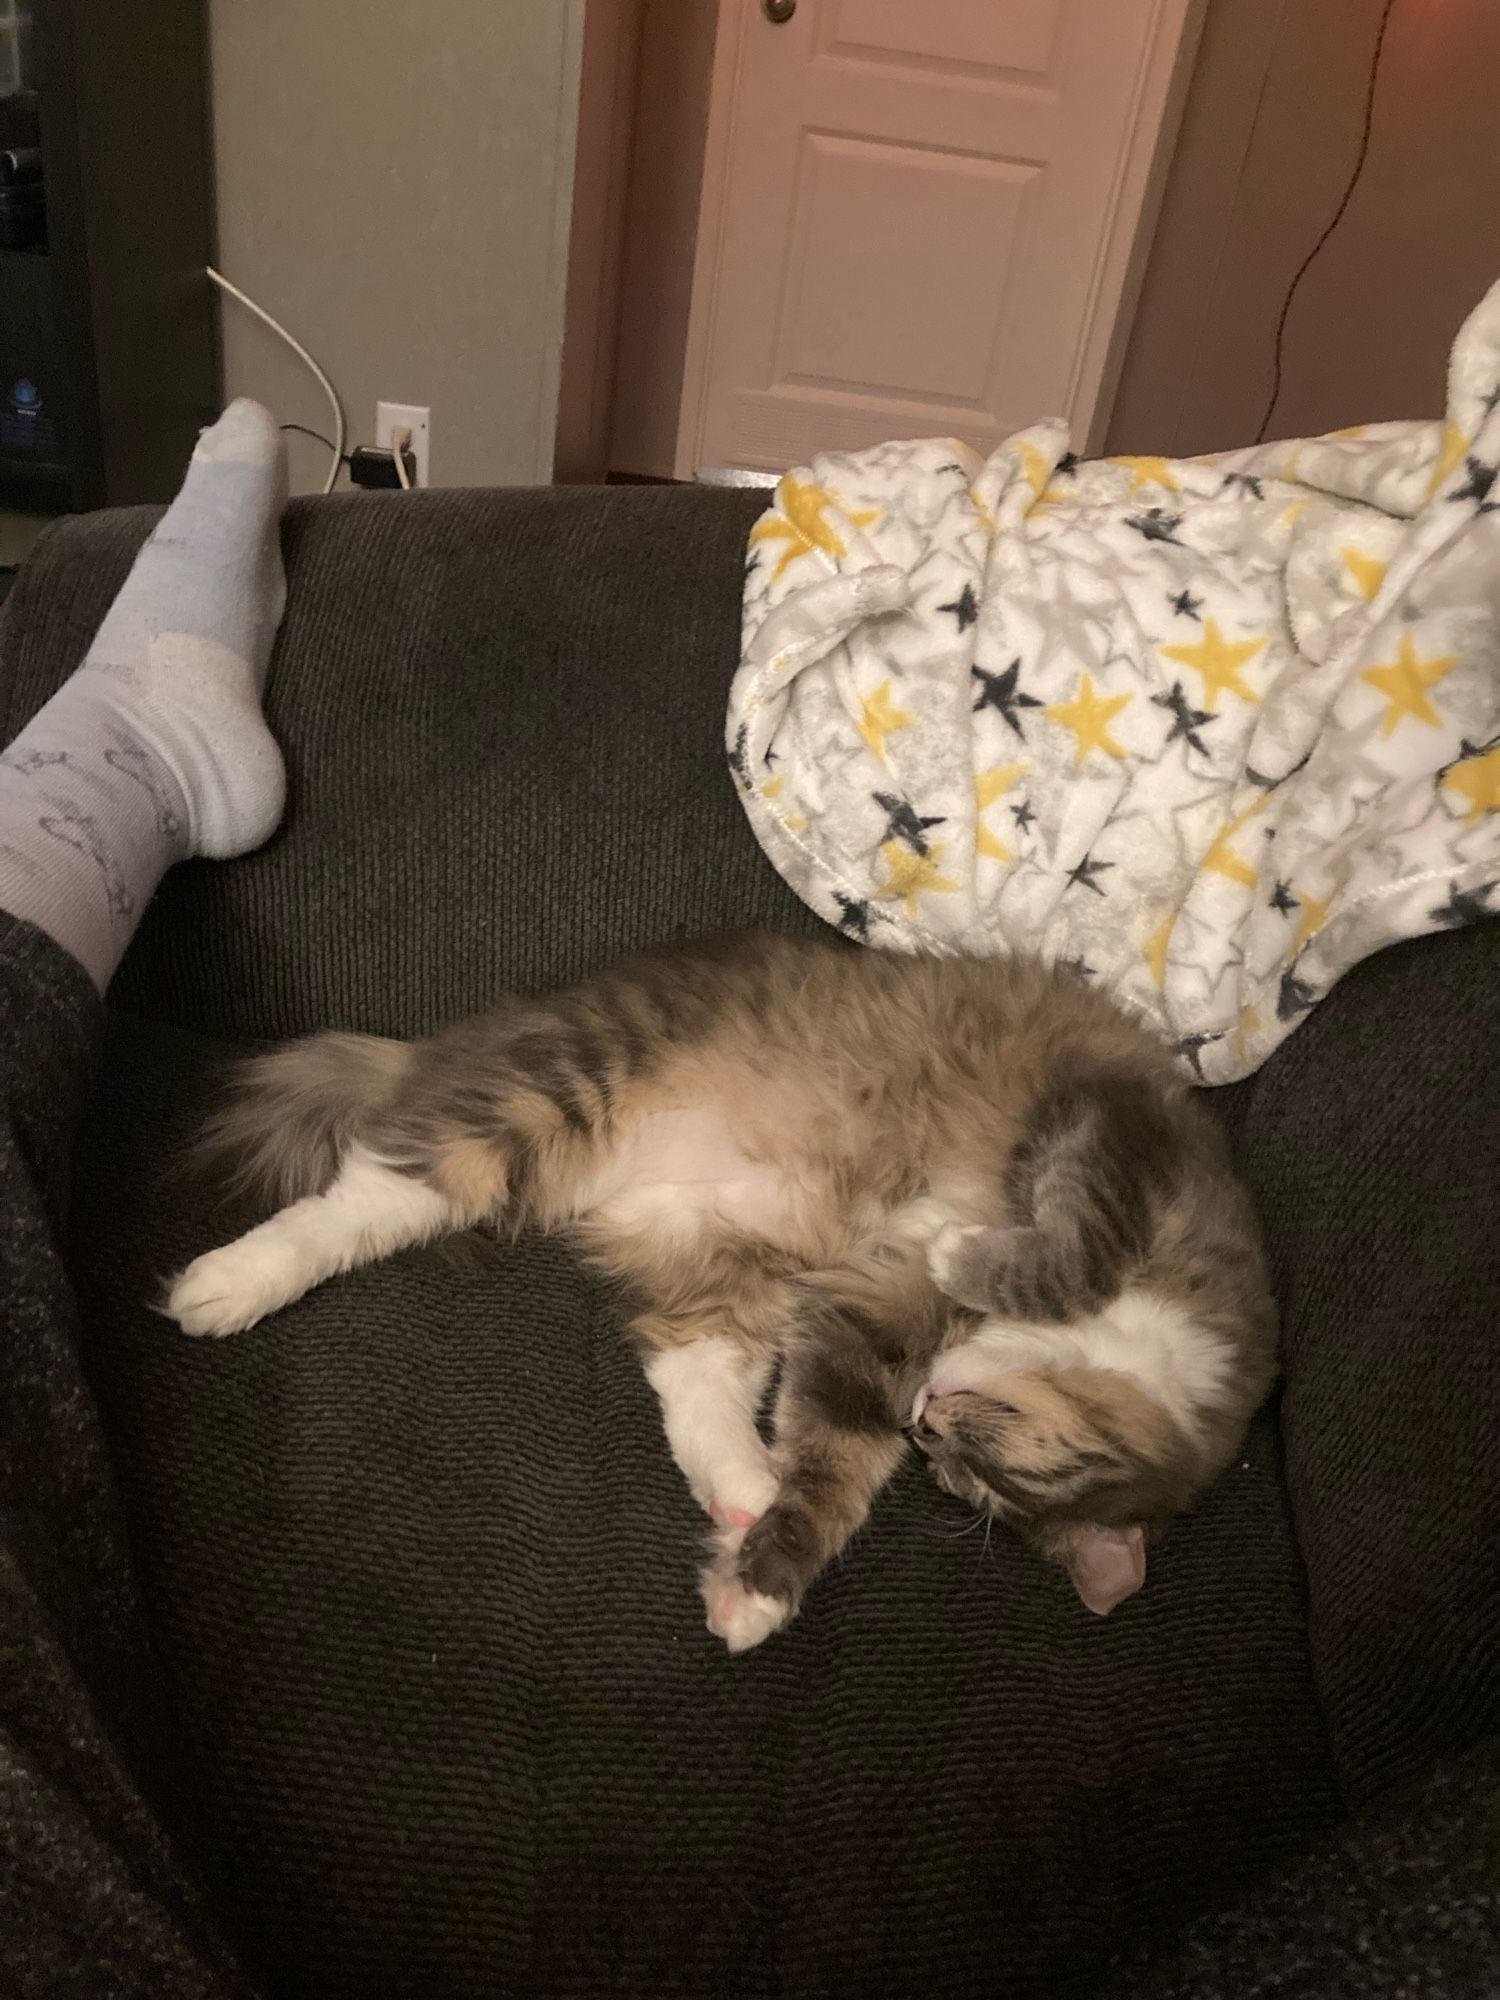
[909,1409,939,1443]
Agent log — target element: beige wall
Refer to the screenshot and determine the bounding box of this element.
[209,0,585,494]
[1108,0,1500,455]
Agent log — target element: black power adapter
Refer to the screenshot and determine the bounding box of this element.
[348,444,418,490]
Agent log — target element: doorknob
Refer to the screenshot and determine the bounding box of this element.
[762,0,796,22]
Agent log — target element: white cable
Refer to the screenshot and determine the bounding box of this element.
[391,425,412,490]
[205,265,346,495]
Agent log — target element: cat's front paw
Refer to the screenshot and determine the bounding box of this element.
[701,1564,791,1653]
[926,1221,1003,1312]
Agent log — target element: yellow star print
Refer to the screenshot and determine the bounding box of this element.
[856,679,916,765]
[974,763,1024,862]
[1340,546,1387,602]
[1424,421,1469,501]
[1145,914,1175,988]
[1200,795,1269,889]
[1109,455,1181,494]
[1016,439,1051,498]
[1361,634,1458,737]
[1200,827,1258,889]
[748,475,879,580]
[1046,674,1131,765]
[762,774,806,831]
[874,839,960,919]
[1293,889,1333,951]
[1160,619,1267,711]
[1444,744,1500,823]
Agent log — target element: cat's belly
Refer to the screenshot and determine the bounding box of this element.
[578,1106,808,1243]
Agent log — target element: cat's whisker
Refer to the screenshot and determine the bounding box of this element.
[923,1509,989,1543]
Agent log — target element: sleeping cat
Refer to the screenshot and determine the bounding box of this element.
[167,932,1276,1652]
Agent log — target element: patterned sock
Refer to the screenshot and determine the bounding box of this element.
[0,399,288,989]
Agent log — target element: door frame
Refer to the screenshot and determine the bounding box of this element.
[674,0,1206,477]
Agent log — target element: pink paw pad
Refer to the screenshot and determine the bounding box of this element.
[710,1503,760,1529]
[713,1589,741,1624]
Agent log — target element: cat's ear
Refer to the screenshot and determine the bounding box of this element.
[1060,1524,1146,1616]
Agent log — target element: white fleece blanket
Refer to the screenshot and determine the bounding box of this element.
[727,279,1500,1083]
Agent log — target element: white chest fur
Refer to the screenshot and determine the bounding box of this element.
[581,1107,803,1242]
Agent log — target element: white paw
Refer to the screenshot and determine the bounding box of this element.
[886,1195,958,1246]
[701,1568,791,1654]
[927,1220,986,1296]
[702,1458,780,1535]
[166,1235,305,1337]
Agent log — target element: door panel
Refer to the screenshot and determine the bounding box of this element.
[823,0,1064,80]
[775,136,1035,405]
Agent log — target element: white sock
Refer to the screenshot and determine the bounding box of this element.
[0,399,288,989]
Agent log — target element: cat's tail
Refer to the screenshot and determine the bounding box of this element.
[196,1033,412,1204]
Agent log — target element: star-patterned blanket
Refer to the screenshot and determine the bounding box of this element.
[727,277,1500,1083]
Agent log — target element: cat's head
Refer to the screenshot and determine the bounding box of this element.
[908,1343,1207,1615]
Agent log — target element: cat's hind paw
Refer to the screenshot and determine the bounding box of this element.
[166,1236,303,1336]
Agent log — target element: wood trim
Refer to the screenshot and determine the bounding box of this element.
[555,0,644,483]
[1070,0,1206,453]
[533,0,591,484]
[673,0,746,480]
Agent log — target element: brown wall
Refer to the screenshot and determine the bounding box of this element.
[1108,0,1500,455]
[607,0,721,480]
[556,0,644,482]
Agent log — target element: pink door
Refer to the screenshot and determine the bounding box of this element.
[678,0,1199,476]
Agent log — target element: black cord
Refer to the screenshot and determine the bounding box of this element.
[281,421,349,462]
[1254,0,1397,443]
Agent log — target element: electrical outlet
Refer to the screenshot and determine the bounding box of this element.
[375,401,431,487]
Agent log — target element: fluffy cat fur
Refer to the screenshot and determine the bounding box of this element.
[167,932,1276,1652]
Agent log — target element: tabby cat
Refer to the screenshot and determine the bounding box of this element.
[168,933,1276,1651]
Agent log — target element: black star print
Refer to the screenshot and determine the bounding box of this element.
[1010,798,1037,834]
[1059,957,1095,983]
[1449,456,1498,508]
[763,745,778,769]
[728,724,751,790]
[1276,968,1318,1022]
[938,582,980,631]
[1221,472,1264,500]
[935,461,966,476]
[1151,681,1214,757]
[1169,589,1203,620]
[1174,1031,1222,1079]
[1429,881,1496,928]
[972,659,1043,739]
[1127,507,1184,546]
[1269,880,1299,917]
[873,790,945,855]
[1065,852,1113,896]
[834,894,872,941]
[1481,384,1500,420]
[1055,452,1080,477]
[745,552,760,579]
